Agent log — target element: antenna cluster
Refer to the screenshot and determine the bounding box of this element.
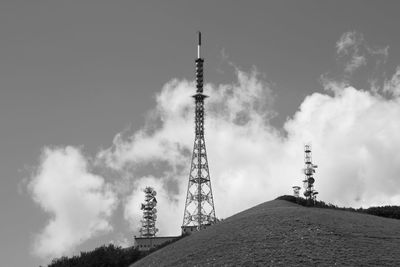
[302,144,318,203]
[139,187,158,237]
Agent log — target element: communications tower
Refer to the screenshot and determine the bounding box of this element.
[139,187,158,237]
[182,32,216,234]
[302,144,318,203]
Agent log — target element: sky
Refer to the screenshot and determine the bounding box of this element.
[2,1,400,266]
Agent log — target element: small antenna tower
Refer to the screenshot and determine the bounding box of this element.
[182,32,216,232]
[302,144,318,203]
[140,187,158,237]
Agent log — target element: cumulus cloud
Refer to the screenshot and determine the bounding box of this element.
[29,147,117,259]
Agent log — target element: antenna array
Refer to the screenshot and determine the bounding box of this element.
[303,144,318,203]
[140,187,158,237]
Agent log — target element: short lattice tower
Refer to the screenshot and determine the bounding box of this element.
[140,187,158,237]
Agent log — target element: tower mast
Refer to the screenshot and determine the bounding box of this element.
[303,144,318,204]
[182,32,216,234]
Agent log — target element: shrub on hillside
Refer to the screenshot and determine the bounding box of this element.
[47,244,141,267]
[46,234,188,267]
[365,206,400,219]
[276,195,400,220]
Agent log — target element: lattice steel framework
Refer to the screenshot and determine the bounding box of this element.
[302,144,318,203]
[182,32,216,230]
[140,187,158,237]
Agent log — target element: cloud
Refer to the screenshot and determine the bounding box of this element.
[336,32,367,73]
[335,31,388,74]
[383,66,400,97]
[29,146,117,259]
[336,31,364,55]
[100,65,400,238]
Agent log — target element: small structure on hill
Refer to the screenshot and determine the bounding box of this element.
[134,187,178,251]
[302,144,318,203]
[292,186,301,198]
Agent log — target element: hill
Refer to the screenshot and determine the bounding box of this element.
[132,199,400,266]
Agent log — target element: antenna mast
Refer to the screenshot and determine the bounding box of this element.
[139,187,158,237]
[182,32,216,233]
[303,144,318,204]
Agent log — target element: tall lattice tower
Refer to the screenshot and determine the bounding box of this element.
[182,32,216,234]
[139,187,158,237]
[302,144,318,203]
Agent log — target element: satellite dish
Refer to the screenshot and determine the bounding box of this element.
[304,168,313,175]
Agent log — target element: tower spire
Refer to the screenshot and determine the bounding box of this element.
[197,31,201,59]
[182,32,216,234]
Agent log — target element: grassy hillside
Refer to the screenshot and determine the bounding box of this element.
[132,200,400,266]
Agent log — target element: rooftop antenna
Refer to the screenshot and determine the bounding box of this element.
[182,32,216,233]
[139,187,158,237]
[302,144,318,204]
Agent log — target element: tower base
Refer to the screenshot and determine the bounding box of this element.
[181,223,212,235]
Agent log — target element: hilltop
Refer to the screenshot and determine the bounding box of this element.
[132,199,400,266]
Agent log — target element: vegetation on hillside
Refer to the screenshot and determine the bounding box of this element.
[44,244,141,267]
[45,234,187,267]
[276,195,400,220]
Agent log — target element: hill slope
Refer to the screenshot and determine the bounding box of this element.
[132,200,400,266]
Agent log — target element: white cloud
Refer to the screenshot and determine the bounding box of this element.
[345,54,367,73]
[29,146,117,259]
[101,67,400,238]
[335,31,388,74]
[98,79,195,170]
[384,66,400,97]
[336,31,363,55]
[336,31,366,73]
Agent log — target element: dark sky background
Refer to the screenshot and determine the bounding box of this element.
[1,1,400,266]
